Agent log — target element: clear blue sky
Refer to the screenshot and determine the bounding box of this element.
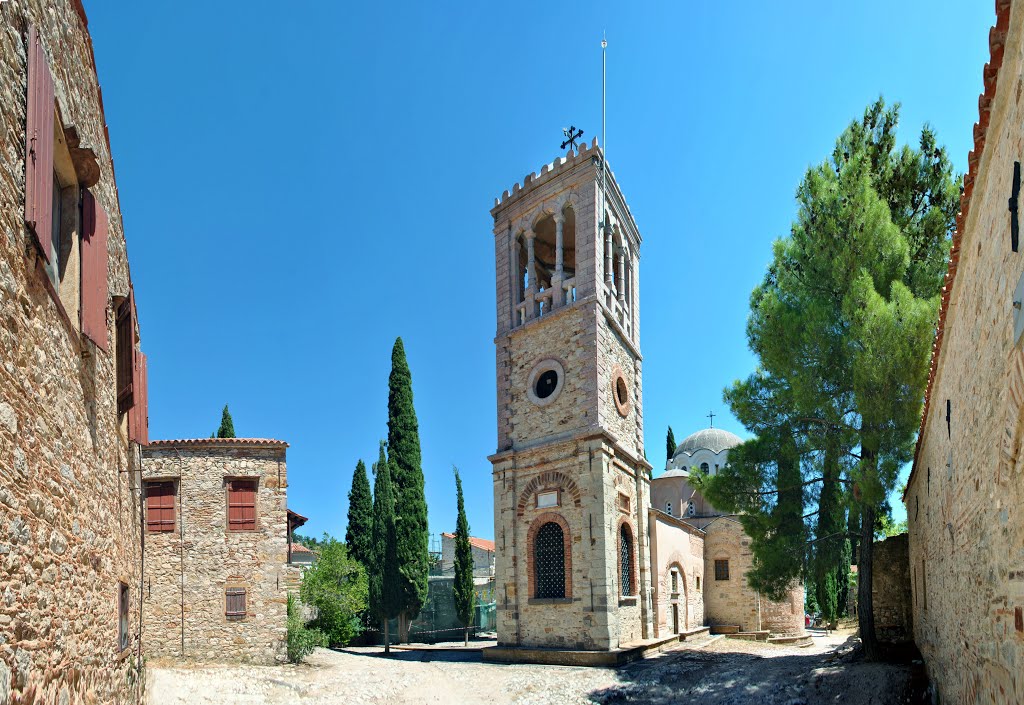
[87,1,993,540]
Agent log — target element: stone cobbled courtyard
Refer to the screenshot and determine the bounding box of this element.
[147,629,922,705]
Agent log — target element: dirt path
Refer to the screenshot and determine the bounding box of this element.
[147,629,921,705]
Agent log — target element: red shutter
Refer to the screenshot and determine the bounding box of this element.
[146,482,175,532]
[227,481,257,531]
[81,190,109,351]
[129,352,149,445]
[116,297,135,415]
[24,25,54,262]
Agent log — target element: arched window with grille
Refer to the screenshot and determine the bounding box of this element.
[534,521,566,599]
[619,524,633,596]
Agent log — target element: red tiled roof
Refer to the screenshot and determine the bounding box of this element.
[441,533,496,552]
[291,542,314,554]
[148,438,289,448]
[907,0,1012,500]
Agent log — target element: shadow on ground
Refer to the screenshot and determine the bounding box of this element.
[589,636,929,705]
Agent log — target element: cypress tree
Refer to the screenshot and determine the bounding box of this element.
[368,442,401,653]
[217,405,236,438]
[452,467,476,647]
[345,460,374,567]
[386,337,429,641]
[666,426,676,464]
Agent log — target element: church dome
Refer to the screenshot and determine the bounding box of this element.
[673,427,743,458]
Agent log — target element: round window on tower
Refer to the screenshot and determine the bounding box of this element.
[611,366,632,417]
[527,359,566,407]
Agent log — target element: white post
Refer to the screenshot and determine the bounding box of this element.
[553,214,565,308]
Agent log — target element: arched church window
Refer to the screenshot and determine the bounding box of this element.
[700,462,709,474]
[619,524,633,596]
[535,522,566,599]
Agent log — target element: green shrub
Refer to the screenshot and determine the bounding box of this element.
[287,592,326,663]
[300,536,368,646]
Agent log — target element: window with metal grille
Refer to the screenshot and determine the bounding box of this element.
[227,479,257,531]
[620,525,633,596]
[118,582,130,651]
[534,522,565,599]
[145,481,176,533]
[715,559,730,581]
[670,570,678,594]
[116,299,134,415]
[226,587,246,619]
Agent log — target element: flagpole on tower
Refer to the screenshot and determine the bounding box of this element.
[601,32,608,232]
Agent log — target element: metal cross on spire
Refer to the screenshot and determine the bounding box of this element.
[561,126,584,152]
[707,410,716,428]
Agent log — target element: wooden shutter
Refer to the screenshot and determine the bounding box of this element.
[227,480,257,531]
[24,25,55,263]
[145,481,175,532]
[225,588,246,617]
[129,352,149,445]
[81,189,109,351]
[116,298,135,415]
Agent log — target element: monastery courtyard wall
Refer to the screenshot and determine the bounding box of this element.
[906,1,1024,702]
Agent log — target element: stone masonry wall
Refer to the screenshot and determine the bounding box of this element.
[1,1,145,703]
[141,442,289,664]
[906,3,1024,701]
[870,533,912,643]
[703,519,803,635]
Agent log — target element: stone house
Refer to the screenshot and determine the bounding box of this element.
[904,1,1024,701]
[439,532,495,579]
[0,1,150,702]
[140,439,292,664]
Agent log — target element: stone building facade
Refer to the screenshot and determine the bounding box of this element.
[0,1,149,702]
[905,1,1024,702]
[140,439,291,664]
[440,533,496,578]
[489,140,654,651]
[653,428,805,636]
[648,510,705,637]
[869,534,912,644]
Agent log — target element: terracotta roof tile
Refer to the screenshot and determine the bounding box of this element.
[147,438,289,448]
[907,0,1012,500]
[441,533,496,552]
[291,543,314,554]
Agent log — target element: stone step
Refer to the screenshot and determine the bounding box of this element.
[709,625,741,635]
[724,630,770,642]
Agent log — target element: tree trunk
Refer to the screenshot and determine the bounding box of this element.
[857,502,880,661]
[383,618,390,655]
[398,612,410,643]
[464,626,468,647]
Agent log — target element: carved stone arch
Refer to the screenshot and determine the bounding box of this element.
[516,470,582,516]
[530,203,558,230]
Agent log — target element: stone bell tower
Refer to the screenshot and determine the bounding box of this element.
[488,138,652,652]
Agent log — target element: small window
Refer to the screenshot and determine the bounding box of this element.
[535,370,558,399]
[687,501,695,517]
[700,462,709,473]
[670,570,678,594]
[715,559,730,581]
[536,490,559,509]
[665,501,673,516]
[534,522,566,599]
[227,479,257,531]
[226,587,247,619]
[145,481,176,533]
[696,576,701,591]
[118,582,130,651]
[618,493,630,513]
[619,524,633,596]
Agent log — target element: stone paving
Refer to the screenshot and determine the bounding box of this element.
[146,628,923,705]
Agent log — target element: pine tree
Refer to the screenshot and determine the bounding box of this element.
[368,442,401,653]
[386,337,429,642]
[452,467,476,646]
[666,426,676,464]
[345,460,373,567]
[217,405,236,438]
[696,99,959,660]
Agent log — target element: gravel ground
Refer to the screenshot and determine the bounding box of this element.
[146,628,923,705]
